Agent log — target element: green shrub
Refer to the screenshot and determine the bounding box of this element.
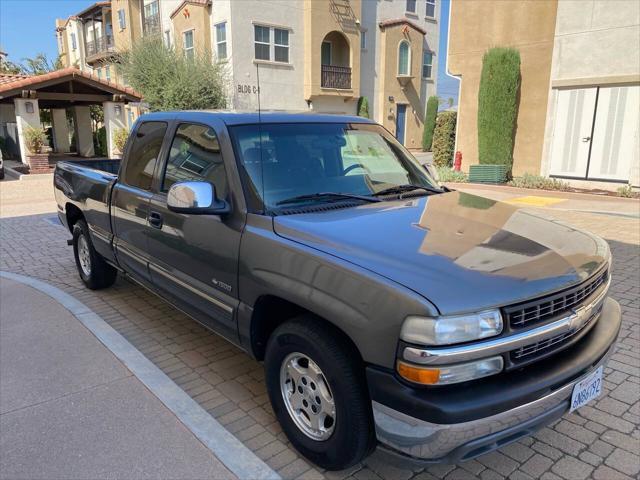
[422,95,439,151]
[617,184,637,198]
[24,127,47,154]
[94,126,107,156]
[436,165,468,183]
[508,173,570,191]
[477,47,521,167]
[113,128,129,154]
[432,111,457,167]
[357,96,370,118]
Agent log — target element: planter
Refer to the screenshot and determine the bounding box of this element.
[26,153,54,174]
[469,164,509,183]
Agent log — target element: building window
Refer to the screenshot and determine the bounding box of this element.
[164,30,171,48]
[117,9,126,30]
[254,25,270,61]
[216,22,227,60]
[274,28,289,63]
[105,65,111,82]
[422,51,433,78]
[426,0,436,18]
[57,34,64,53]
[398,41,410,76]
[360,30,366,50]
[96,67,102,79]
[71,33,77,51]
[406,0,416,13]
[183,30,194,59]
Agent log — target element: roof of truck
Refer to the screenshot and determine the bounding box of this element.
[138,110,376,126]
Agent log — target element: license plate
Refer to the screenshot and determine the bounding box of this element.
[570,366,603,412]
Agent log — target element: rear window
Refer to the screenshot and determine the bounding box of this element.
[123,121,167,190]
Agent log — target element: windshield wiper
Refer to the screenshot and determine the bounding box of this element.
[373,184,445,197]
[276,192,381,206]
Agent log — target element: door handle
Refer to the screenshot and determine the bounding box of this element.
[148,211,163,229]
[582,136,592,142]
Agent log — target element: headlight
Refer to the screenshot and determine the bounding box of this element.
[400,310,503,346]
[397,356,504,385]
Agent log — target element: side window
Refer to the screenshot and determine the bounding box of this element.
[162,123,228,199]
[124,121,167,190]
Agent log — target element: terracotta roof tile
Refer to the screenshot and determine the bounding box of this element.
[379,18,427,35]
[0,73,31,86]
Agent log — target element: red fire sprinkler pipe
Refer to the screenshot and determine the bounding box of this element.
[454,151,462,171]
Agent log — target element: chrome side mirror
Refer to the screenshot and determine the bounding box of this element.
[167,181,230,215]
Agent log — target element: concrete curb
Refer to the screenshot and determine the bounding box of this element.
[0,270,281,480]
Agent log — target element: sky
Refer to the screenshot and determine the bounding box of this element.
[0,0,459,104]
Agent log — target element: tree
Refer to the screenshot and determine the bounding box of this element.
[432,111,457,167]
[422,95,439,151]
[116,37,227,111]
[477,47,521,167]
[20,53,61,75]
[357,96,369,118]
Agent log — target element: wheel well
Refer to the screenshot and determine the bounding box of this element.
[65,203,84,232]
[250,295,364,364]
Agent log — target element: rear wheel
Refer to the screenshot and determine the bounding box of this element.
[264,317,375,470]
[73,219,117,290]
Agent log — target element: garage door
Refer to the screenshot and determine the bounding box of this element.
[549,85,639,182]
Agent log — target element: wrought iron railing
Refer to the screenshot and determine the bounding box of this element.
[85,35,114,57]
[321,65,352,89]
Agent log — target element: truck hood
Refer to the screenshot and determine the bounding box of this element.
[273,192,609,314]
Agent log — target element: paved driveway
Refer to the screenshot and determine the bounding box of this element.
[0,183,638,480]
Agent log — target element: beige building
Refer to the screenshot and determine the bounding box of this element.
[448,0,640,188]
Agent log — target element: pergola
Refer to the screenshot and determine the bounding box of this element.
[0,67,141,164]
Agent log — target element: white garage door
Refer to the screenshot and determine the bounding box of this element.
[549,85,639,182]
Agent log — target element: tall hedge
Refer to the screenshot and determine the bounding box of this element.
[477,47,521,166]
[357,96,370,118]
[432,111,457,167]
[422,95,439,151]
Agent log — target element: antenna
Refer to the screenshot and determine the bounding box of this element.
[256,63,266,213]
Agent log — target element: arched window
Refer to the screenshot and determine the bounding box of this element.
[398,41,410,76]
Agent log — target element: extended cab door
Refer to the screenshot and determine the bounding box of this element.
[112,120,169,284]
[146,121,242,343]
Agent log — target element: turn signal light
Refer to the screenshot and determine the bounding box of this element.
[397,361,441,385]
[397,356,504,385]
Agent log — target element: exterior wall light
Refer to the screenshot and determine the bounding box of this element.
[25,102,34,114]
[114,105,122,116]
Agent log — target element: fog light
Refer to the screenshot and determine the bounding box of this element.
[397,356,504,385]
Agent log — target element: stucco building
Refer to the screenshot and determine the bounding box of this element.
[54,0,440,148]
[448,0,639,188]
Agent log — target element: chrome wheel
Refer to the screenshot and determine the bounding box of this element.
[77,234,91,277]
[280,352,336,441]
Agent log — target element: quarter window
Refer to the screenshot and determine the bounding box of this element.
[406,0,416,13]
[162,123,227,197]
[398,41,410,76]
[254,25,270,61]
[216,22,227,60]
[422,51,433,79]
[183,30,194,59]
[117,9,126,30]
[124,121,168,191]
[426,0,436,18]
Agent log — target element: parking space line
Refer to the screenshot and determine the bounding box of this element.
[0,270,281,480]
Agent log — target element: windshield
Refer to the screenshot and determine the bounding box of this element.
[229,122,440,212]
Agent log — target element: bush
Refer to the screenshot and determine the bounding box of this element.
[116,37,227,111]
[617,184,637,198]
[436,166,468,183]
[422,95,439,151]
[24,126,47,154]
[477,47,521,167]
[432,111,457,167]
[94,126,107,156]
[113,128,129,154]
[357,96,370,118]
[508,173,570,191]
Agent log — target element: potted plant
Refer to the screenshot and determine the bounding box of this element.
[24,126,47,154]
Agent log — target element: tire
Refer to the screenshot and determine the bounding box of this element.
[264,317,375,470]
[72,219,117,290]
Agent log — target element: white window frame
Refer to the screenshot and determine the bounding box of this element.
[398,40,411,76]
[426,0,436,19]
[215,22,227,60]
[406,0,417,14]
[183,29,195,59]
[253,23,292,64]
[422,50,433,79]
[117,9,126,30]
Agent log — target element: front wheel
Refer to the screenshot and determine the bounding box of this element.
[72,219,117,290]
[264,317,375,470]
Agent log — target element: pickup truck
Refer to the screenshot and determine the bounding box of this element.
[54,111,621,470]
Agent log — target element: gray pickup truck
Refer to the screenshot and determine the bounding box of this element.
[54,111,621,470]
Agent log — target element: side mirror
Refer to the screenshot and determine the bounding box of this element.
[424,163,440,183]
[167,181,230,215]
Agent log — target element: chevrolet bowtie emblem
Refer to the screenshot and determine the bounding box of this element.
[569,303,593,331]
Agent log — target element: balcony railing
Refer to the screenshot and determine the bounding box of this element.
[143,13,161,36]
[321,65,352,89]
[85,35,114,58]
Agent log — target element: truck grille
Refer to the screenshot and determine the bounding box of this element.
[503,269,609,329]
[510,300,603,363]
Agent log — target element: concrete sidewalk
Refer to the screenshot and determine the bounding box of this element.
[0,277,236,480]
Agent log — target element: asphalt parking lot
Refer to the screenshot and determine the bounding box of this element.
[0,176,638,480]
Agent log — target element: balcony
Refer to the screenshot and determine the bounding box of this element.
[321,65,352,90]
[143,13,161,36]
[85,35,114,63]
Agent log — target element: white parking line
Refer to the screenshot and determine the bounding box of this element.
[0,270,281,480]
